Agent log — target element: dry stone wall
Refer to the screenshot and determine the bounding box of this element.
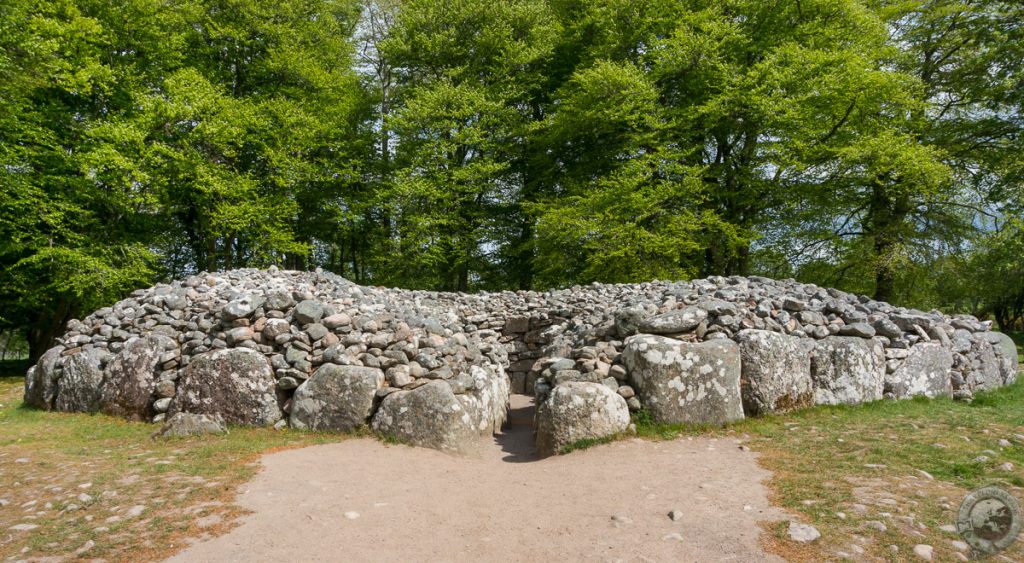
[24,269,1020,456]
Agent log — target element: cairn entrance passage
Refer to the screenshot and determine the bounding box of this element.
[24,268,1020,457]
[492,394,537,462]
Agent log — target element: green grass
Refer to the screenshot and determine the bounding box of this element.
[559,433,619,454]
[627,381,1024,561]
[0,363,348,562]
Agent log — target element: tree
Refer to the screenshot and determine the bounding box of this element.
[378,0,558,291]
[798,0,1024,302]
[0,0,161,360]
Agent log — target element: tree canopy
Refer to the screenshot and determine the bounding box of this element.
[2,0,1021,359]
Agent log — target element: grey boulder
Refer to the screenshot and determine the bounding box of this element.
[371,380,485,455]
[535,381,629,457]
[293,300,324,325]
[222,294,265,321]
[100,336,171,420]
[964,339,1003,393]
[621,334,743,425]
[810,337,885,405]
[735,329,813,415]
[152,413,227,438]
[981,332,1019,385]
[172,348,281,426]
[885,343,953,399]
[290,365,385,432]
[55,347,105,412]
[24,346,65,410]
[637,307,708,335]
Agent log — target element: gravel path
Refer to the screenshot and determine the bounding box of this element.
[168,396,787,562]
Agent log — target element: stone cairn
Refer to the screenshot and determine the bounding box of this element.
[24,268,1019,456]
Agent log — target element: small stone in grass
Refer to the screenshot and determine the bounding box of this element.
[787,522,820,543]
[75,540,95,555]
[864,521,887,533]
[912,544,933,561]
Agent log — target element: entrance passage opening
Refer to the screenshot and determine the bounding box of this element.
[493,393,537,462]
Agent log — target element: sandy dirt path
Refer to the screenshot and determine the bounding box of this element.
[168,396,788,562]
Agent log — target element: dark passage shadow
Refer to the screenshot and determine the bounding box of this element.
[493,394,538,463]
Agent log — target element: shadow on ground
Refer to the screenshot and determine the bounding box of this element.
[493,394,537,463]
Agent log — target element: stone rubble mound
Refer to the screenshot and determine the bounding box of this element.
[24,269,1019,456]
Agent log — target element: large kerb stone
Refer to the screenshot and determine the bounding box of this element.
[290,365,384,431]
[621,334,743,425]
[100,336,171,421]
[736,329,813,416]
[371,380,485,455]
[810,337,885,405]
[171,348,282,426]
[55,347,105,412]
[885,343,953,399]
[535,381,629,457]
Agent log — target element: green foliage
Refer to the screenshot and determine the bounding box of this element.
[1,0,1022,355]
[0,0,366,357]
[967,220,1024,329]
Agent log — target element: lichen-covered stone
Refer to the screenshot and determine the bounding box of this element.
[24,346,65,410]
[982,331,1019,385]
[444,364,510,436]
[736,329,813,416]
[371,380,484,455]
[100,336,170,420]
[965,339,1003,392]
[172,348,281,426]
[290,365,384,431]
[810,337,884,406]
[55,347,105,412]
[636,307,708,335]
[885,343,953,399]
[621,334,742,425]
[535,382,629,457]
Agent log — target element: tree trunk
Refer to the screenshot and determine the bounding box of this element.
[27,298,72,362]
[866,181,911,304]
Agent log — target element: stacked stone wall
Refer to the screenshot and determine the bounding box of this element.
[25,269,1019,455]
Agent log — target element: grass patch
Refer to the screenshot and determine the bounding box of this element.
[644,381,1024,561]
[559,433,620,454]
[0,366,349,562]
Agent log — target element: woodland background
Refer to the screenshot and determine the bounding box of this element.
[1,0,1022,360]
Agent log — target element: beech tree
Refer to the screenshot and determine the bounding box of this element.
[2,0,1021,355]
